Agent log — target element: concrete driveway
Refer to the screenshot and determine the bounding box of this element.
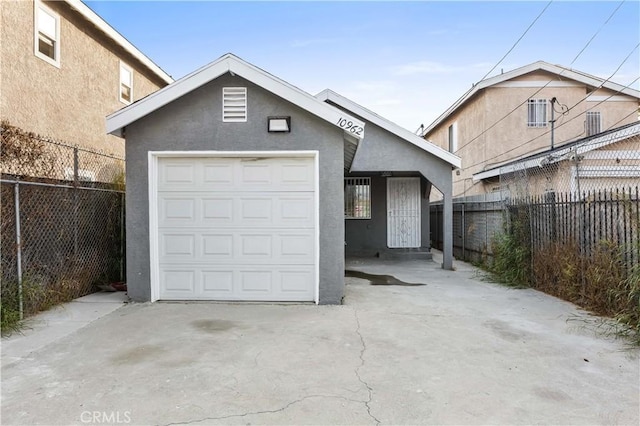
[2,255,638,425]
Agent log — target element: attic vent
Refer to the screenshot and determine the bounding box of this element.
[223,87,247,122]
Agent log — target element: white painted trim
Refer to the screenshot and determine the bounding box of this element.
[316,89,461,168]
[148,152,160,302]
[119,61,133,105]
[34,1,61,68]
[583,150,640,160]
[422,60,640,136]
[313,152,320,305]
[147,150,320,304]
[107,54,365,140]
[63,0,172,84]
[448,122,458,152]
[585,95,635,102]
[493,81,581,88]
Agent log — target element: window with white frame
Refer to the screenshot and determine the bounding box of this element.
[119,62,133,104]
[527,99,548,127]
[344,177,371,219]
[586,111,601,136]
[223,87,248,122]
[34,2,60,66]
[448,122,458,152]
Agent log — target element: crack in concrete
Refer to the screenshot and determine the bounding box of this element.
[161,394,366,426]
[353,309,381,425]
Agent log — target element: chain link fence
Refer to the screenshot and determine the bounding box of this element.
[1,122,125,327]
[498,122,640,320]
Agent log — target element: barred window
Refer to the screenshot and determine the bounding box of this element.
[527,99,548,127]
[586,111,601,136]
[344,177,371,219]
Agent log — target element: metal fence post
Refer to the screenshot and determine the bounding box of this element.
[14,183,24,320]
[73,146,79,260]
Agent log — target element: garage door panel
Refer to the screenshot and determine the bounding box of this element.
[159,266,315,301]
[203,163,233,184]
[157,156,316,301]
[160,197,196,225]
[202,198,234,221]
[280,270,314,293]
[161,270,196,295]
[161,234,195,257]
[159,157,314,192]
[160,229,314,264]
[202,271,233,294]
[202,234,234,257]
[161,162,196,185]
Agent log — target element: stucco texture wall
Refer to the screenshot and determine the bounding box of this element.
[125,73,346,304]
[0,1,166,157]
[344,175,431,256]
[424,69,639,197]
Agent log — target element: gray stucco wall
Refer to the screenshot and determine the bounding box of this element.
[124,73,346,304]
[346,113,455,269]
[344,175,430,256]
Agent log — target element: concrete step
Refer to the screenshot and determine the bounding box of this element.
[378,249,433,260]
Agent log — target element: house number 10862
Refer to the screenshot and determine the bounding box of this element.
[337,118,364,136]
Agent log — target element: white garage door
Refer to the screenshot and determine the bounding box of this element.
[156,155,316,301]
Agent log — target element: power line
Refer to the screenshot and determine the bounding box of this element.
[421,0,554,138]
[464,74,640,172]
[450,0,628,153]
[478,0,554,82]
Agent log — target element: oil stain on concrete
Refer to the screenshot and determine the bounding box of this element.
[345,270,426,286]
[110,344,166,365]
[191,319,237,333]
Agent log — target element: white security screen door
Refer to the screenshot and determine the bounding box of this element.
[387,177,421,248]
[156,156,316,301]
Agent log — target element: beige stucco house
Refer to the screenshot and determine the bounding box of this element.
[0,0,173,157]
[422,61,640,197]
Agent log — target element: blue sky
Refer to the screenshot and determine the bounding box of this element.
[86,1,640,131]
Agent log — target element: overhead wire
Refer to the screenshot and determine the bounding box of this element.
[477,0,554,83]
[464,73,640,172]
[450,0,629,153]
[421,0,554,138]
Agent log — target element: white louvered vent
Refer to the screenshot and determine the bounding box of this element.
[223,87,247,122]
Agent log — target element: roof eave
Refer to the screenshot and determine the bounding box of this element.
[423,61,640,136]
[64,0,173,85]
[106,55,365,139]
[316,89,461,169]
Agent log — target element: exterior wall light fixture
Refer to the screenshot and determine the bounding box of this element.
[268,116,291,133]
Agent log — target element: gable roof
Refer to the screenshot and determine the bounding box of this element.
[65,0,172,84]
[473,121,640,181]
[106,54,365,139]
[316,89,461,168]
[422,60,640,137]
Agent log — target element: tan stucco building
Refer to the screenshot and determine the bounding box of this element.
[422,61,640,197]
[1,0,173,157]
